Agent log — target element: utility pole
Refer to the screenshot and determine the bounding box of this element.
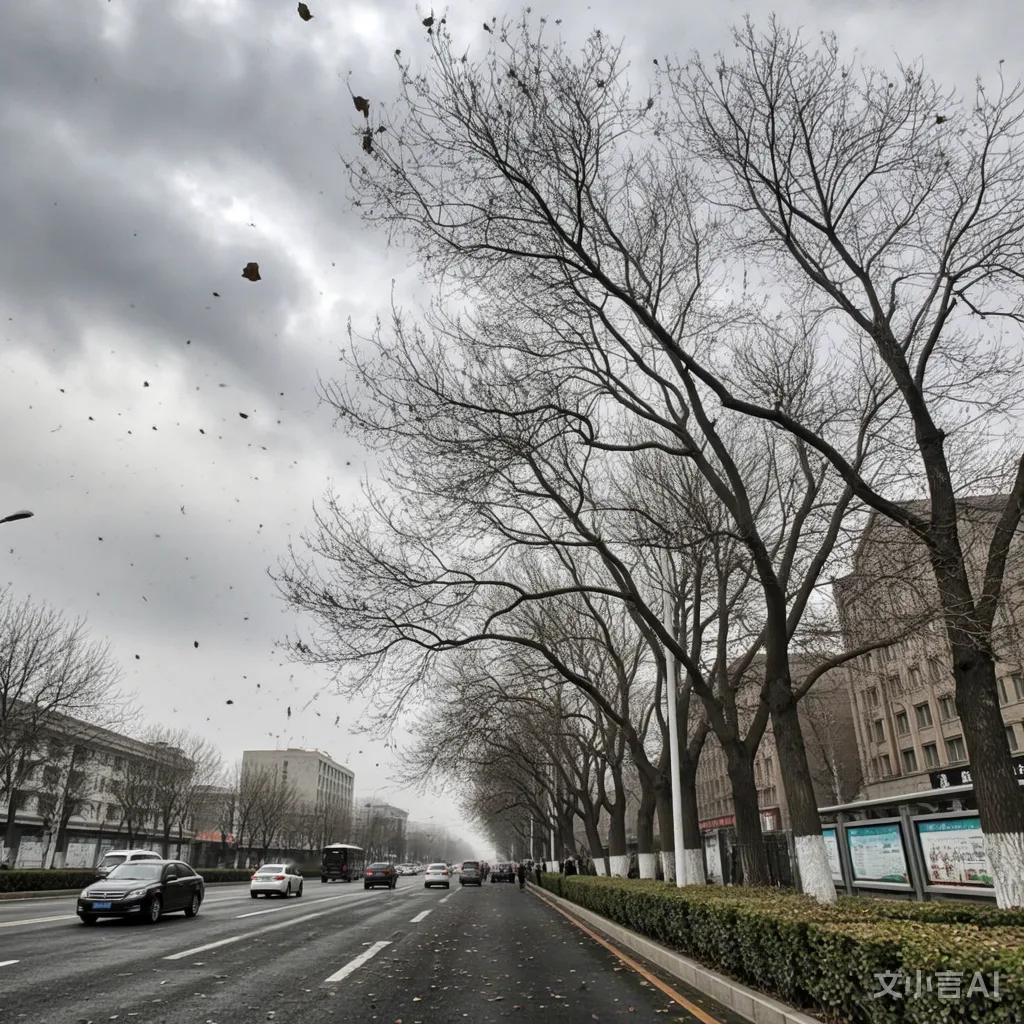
[662,547,686,888]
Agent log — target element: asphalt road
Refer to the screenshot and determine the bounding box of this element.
[0,878,743,1023]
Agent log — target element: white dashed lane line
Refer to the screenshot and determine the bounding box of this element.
[0,914,73,929]
[410,909,432,923]
[323,941,392,984]
[0,959,20,967]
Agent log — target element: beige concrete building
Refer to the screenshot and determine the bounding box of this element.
[694,658,862,833]
[833,497,1024,801]
[241,747,354,816]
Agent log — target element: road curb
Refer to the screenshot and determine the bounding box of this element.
[529,884,819,1024]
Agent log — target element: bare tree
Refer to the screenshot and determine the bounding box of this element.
[0,591,125,864]
[677,20,1024,903]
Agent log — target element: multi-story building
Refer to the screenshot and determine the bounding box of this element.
[694,657,862,833]
[240,748,354,817]
[0,711,192,869]
[356,799,409,861]
[833,497,1024,801]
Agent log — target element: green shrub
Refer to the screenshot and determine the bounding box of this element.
[537,875,1024,1024]
[0,869,98,893]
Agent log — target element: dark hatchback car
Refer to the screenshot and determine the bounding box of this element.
[364,862,398,889]
[78,859,204,925]
[459,860,483,886]
[491,862,515,883]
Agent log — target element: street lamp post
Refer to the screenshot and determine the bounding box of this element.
[662,547,687,888]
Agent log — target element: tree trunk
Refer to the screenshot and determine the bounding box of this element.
[606,778,628,877]
[766,664,836,903]
[679,756,706,885]
[951,635,1024,907]
[3,795,22,866]
[635,776,658,879]
[724,741,770,886]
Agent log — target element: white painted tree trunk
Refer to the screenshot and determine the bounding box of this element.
[594,859,607,876]
[546,860,559,872]
[795,835,837,904]
[660,851,675,883]
[608,854,629,877]
[682,848,705,886]
[985,832,1024,908]
[638,852,657,879]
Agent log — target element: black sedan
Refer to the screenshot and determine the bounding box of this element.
[491,862,515,882]
[77,860,204,925]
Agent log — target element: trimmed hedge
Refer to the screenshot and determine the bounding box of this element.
[0,869,99,893]
[0,866,322,892]
[538,875,1024,1024]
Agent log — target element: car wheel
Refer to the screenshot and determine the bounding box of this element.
[364,883,370,890]
[321,876,326,883]
[445,882,450,889]
[146,895,162,924]
[184,892,201,918]
[78,914,97,926]
[297,882,303,897]
[250,892,258,899]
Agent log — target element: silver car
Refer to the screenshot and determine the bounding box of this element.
[250,862,304,898]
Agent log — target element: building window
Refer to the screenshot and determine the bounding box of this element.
[1013,673,1024,702]
[999,679,1010,705]
[901,748,918,773]
[938,695,956,721]
[866,687,879,708]
[923,743,939,768]
[895,710,909,736]
[872,719,885,743]
[914,702,933,728]
[1007,725,1019,752]
[908,665,922,688]
[948,736,967,762]
[879,754,892,776]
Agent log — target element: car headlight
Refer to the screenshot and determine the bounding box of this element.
[125,888,149,899]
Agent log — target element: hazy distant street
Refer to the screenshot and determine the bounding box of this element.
[0,880,732,1023]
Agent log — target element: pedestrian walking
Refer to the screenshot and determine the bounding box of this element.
[517,861,526,890]
[534,860,543,886]
[564,855,578,876]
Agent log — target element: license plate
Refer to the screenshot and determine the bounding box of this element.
[92,901,112,910]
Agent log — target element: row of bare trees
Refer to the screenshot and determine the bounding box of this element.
[277,15,1024,905]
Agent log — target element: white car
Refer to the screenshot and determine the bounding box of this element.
[396,863,415,876]
[95,849,162,878]
[423,863,451,889]
[250,863,305,898]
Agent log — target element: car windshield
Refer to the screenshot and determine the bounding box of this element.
[258,865,284,872]
[463,861,479,869]
[368,862,390,868]
[107,863,163,881]
[98,854,126,867]
[427,864,447,871]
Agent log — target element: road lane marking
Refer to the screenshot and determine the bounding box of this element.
[236,893,356,919]
[410,910,432,923]
[323,941,391,984]
[165,897,383,960]
[0,914,73,929]
[531,888,723,1024]
[0,959,19,967]
[438,888,461,904]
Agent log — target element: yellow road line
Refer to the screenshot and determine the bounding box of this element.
[532,888,723,1024]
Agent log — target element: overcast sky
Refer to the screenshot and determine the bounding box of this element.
[0,0,1018,857]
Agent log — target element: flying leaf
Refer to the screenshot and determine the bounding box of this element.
[297,2,313,21]
[353,95,370,118]
[242,262,261,282]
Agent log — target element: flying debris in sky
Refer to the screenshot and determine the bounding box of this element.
[241,262,261,282]
[297,2,313,21]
